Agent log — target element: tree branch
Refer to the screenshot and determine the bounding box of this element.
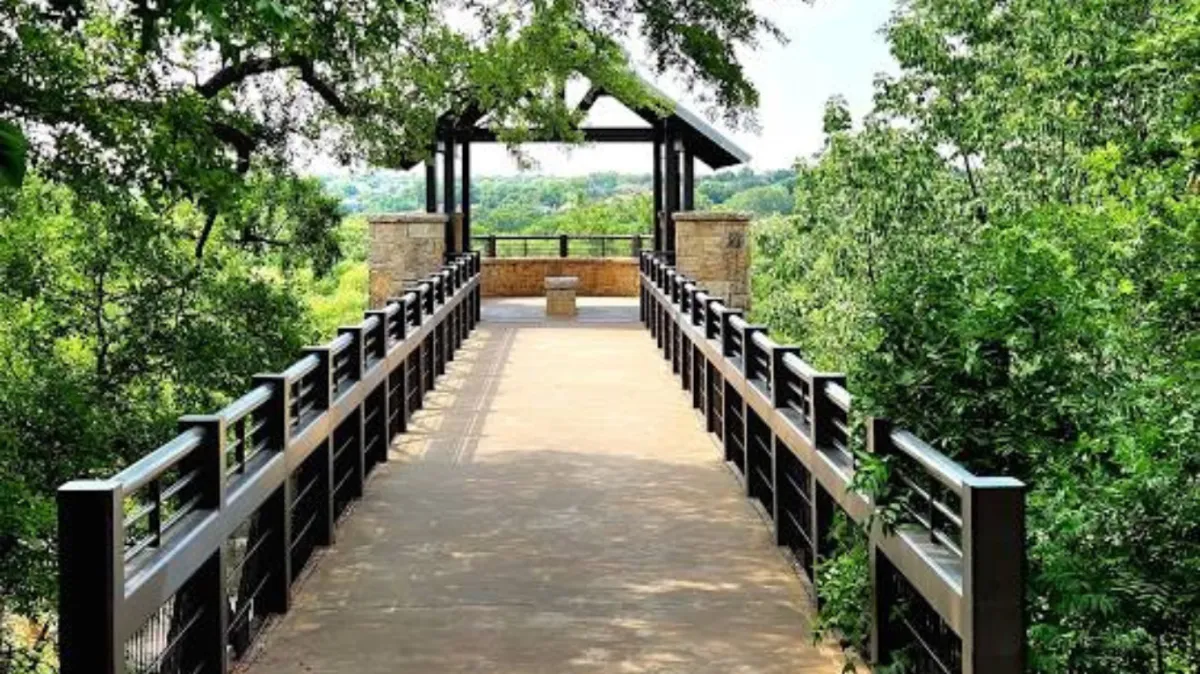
[198,55,353,116]
[194,209,218,260]
[238,232,292,247]
[197,55,304,98]
[297,61,353,115]
[210,122,256,174]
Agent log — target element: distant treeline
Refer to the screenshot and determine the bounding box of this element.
[318,168,796,234]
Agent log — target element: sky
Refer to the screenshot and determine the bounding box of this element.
[467,0,899,177]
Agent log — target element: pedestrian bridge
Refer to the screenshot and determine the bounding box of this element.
[57,254,1025,674]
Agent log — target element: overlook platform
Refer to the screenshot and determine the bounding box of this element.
[243,298,843,673]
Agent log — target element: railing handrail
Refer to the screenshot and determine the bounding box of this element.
[471,232,646,258]
[57,252,484,674]
[472,233,641,240]
[111,428,206,494]
[638,250,1026,674]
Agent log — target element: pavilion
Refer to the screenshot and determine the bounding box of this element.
[409,75,751,257]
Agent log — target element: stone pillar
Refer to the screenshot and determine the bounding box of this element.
[673,211,752,309]
[368,213,449,308]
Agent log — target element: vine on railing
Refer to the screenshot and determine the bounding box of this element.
[57,253,482,674]
[639,252,1025,674]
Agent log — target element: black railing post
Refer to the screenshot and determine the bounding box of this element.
[559,233,569,258]
[720,309,744,357]
[807,373,846,577]
[472,252,482,324]
[175,414,228,674]
[704,298,723,340]
[366,309,390,359]
[487,235,497,258]
[632,234,643,258]
[57,480,122,674]
[767,345,801,546]
[300,346,335,546]
[337,326,367,500]
[867,417,896,666]
[963,478,1026,674]
[769,346,801,409]
[251,373,293,613]
[741,325,766,379]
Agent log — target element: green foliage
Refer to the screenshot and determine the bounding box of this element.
[813,513,871,659]
[753,1,1200,672]
[0,0,784,667]
[321,168,795,235]
[717,183,793,216]
[0,121,26,188]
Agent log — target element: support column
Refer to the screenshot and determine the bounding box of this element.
[368,213,450,307]
[652,123,664,252]
[442,130,456,253]
[424,155,437,213]
[461,137,472,251]
[683,147,695,211]
[664,124,680,253]
[673,211,752,309]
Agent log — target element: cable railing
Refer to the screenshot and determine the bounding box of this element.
[639,251,1025,674]
[471,233,645,258]
[57,253,483,674]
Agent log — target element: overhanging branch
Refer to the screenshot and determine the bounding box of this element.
[197,55,353,115]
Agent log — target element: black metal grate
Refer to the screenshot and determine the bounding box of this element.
[224,505,276,662]
[884,557,963,674]
[776,442,816,579]
[363,384,387,474]
[331,417,360,520]
[746,408,773,516]
[723,382,745,473]
[288,449,325,574]
[124,569,211,674]
[407,349,423,412]
[388,369,406,439]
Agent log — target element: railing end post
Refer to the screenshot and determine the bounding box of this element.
[57,479,123,674]
[963,477,1027,674]
[178,414,227,510]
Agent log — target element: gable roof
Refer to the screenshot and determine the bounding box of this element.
[624,74,751,169]
[415,74,750,170]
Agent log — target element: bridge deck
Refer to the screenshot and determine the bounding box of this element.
[245,298,843,673]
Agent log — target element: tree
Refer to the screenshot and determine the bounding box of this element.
[0,0,786,668]
[752,1,1200,672]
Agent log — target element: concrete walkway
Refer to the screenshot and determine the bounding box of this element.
[245,298,844,674]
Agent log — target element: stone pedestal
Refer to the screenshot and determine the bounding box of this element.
[368,213,449,308]
[673,211,752,309]
[545,276,579,317]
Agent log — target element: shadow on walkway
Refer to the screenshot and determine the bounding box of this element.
[244,299,844,674]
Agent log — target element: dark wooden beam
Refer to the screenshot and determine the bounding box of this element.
[424,154,437,214]
[461,139,471,251]
[575,86,604,116]
[665,123,680,252]
[461,127,654,143]
[683,146,695,211]
[442,130,456,253]
[652,122,664,252]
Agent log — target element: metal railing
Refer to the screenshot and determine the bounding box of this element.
[57,253,483,674]
[639,252,1025,674]
[471,233,645,258]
